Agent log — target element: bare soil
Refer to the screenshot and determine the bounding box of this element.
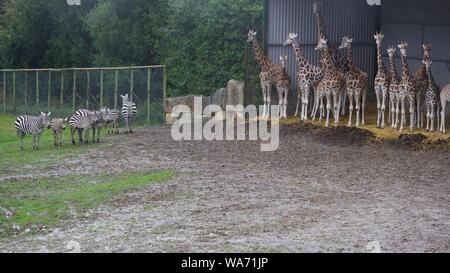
[1,123,449,253]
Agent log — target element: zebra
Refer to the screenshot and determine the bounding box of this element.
[15,112,52,150]
[69,110,102,145]
[50,117,68,148]
[107,109,120,135]
[121,94,137,134]
[73,108,111,143]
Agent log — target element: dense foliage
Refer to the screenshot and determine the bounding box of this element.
[0,0,263,96]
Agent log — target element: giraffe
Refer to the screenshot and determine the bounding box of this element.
[387,47,401,128]
[398,42,417,132]
[313,0,348,116]
[314,38,346,127]
[247,29,273,118]
[423,58,440,132]
[414,44,432,128]
[247,29,285,119]
[277,54,291,119]
[440,84,450,133]
[374,32,390,129]
[283,32,324,121]
[339,36,368,127]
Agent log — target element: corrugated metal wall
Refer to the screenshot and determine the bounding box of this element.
[381,0,450,88]
[266,0,380,106]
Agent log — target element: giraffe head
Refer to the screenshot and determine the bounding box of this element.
[387,46,396,58]
[247,29,257,43]
[397,42,408,56]
[422,43,432,61]
[422,57,432,69]
[315,38,328,51]
[338,36,353,50]
[312,0,321,15]
[283,32,298,46]
[374,32,384,46]
[280,54,288,68]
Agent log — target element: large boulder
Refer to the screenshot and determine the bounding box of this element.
[224,80,245,107]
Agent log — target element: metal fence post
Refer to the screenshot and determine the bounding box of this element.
[163,66,167,117]
[13,71,16,114]
[100,70,104,108]
[147,68,151,124]
[130,69,134,101]
[114,69,118,109]
[72,71,76,113]
[47,71,51,112]
[36,71,39,113]
[25,72,28,113]
[60,72,64,116]
[3,71,6,113]
[86,71,90,109]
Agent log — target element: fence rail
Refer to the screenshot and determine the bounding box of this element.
[0,65,167,125]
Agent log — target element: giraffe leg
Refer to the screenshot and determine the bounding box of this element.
[430,104,436,132]
[341,89,347,116]
[395,96,400,129]
[409,97,415,132]
[347,90,354,127]
[355,91,362,127]
[333,91,340,126]
[441,100,446,133]
[361,88,366,126]
[261,83,267,118]
[295,86,301,117]
[399,99,406,133]
[276,86,282,119]
[319,94,325,123]
[381,86,387,129]
[436,103,441,133]
[304,86,311,121]
[375,87,381,128]
[416,92,421,129]
[325,93,331,128]
[266,84,272,119]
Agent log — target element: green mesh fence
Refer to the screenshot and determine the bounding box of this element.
[0,65,167,126]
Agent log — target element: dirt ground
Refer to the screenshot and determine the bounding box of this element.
[0,122,449,253]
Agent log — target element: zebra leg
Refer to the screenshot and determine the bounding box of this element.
[36,133,42,150]
[78,128,83,145]
[71,127,76,145]
[18,132,25,150]
[97,127,101,142]
[92,127,96,143]
[124,118,129,134]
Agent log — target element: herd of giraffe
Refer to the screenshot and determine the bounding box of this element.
[247,0,450,134]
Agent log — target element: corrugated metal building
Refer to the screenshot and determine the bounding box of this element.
[264,0,450,104]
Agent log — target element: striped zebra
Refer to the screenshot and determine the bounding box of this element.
[120,94,137,134]
[73,108,111,143]
[107,109,120,135]
[15,112,52,150]
[69,110,102,145]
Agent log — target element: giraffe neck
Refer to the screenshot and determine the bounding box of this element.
[400,53,410,78]
[376,43,384,71]
[389,55,399,80]
[252,39,271,71]
[425,65,435,85]
[322,47,337,76]
[292,40,308,69]
[314,0,327,41]
[346,46,356,71]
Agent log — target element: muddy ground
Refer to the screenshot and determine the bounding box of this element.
[0,123,449,253]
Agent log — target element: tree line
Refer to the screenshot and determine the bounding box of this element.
[0,0,263,97]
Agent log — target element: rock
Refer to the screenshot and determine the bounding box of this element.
[212,88,226,109]
[224,80,245,108]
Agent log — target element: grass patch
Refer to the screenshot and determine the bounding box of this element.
[0,114,109,173]
[0,170,174,237]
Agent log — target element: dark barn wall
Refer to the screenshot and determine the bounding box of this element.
[265,0,450,112]
[381,0,450,88]
[265,0,380,111]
